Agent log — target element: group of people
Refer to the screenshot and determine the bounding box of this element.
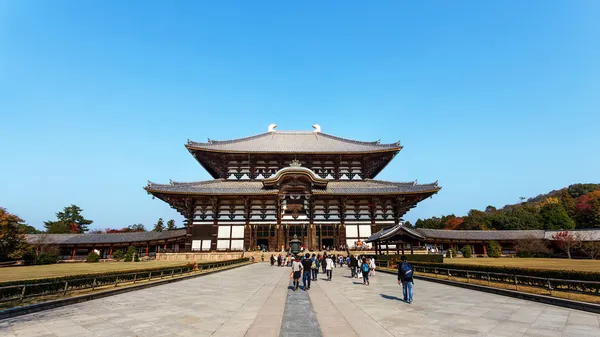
[267,252,415,303]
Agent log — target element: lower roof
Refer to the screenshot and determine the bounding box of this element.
[145,179,441,196]
[25,229,187,245]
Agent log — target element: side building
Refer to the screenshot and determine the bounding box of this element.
[144,124,441,252]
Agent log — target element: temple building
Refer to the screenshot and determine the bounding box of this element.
[144,124,441,252]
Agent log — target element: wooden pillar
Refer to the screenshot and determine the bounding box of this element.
[514,242,519,254]
[483,242,487,256]
[71,247,77,260]
[401,244,405,255]
[109,246,113,258]
[410,243,414,255]
[145,243,149,257]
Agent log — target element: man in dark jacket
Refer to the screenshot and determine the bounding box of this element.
[349,255,358,278]
[397,255,414,303]
[301,253,313,290]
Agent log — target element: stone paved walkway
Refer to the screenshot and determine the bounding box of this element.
[1,263,600,337]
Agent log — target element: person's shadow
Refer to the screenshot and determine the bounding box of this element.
[380,294,404,301]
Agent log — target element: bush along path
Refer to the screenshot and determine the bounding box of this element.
[0,258,249,311]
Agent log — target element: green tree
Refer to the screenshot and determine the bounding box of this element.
[44,204,93,233]
[124,246,136,262]
[129,223,146,232]
[539,203,575,230]
[0,208,31,261]
[486,241,501,258]
[17,223,42,234]
[560,189,576,218]
[460,245,472,258]
[166,219,176,230]
[153,218,165,232]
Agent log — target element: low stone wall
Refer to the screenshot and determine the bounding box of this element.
[155,252,243,262]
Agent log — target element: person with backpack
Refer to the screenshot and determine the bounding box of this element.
[311,253,319,281]
[321,253,328,274]
[361,258,370,285]
[398,255,414,303]
[349,255,358,278]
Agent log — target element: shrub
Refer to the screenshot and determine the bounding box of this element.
[36,253,58,265]
[518,238,552,258]
[111,249,124,261]
[124,246,136,262]
[446,248,457,258]
[461,245,472,258]
[134,251,140,262]
[86,252,100,263]
[487,241,501,258]
[22,251,37,265]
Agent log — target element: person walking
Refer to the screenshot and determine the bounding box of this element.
[321,253,327,274]
[270,254,275,266]
[325,255,334,281]
[369,257,376,276]
[311,253,319,281]
[301,253,312,290]
[398,256,414,303]
[361,258,370,285]
[349,255,357,278]
[261,253,265,262]
[277,254,282,267]
[291,255,303,291]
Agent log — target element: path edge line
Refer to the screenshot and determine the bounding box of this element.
[0,262,251,321]
[377,268,600,314]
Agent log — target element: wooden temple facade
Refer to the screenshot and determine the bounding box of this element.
[145,124,441,252]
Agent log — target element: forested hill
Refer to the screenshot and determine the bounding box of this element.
[414,183,600,231]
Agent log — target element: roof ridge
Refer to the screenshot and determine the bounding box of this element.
[187,132,271,146]
[317,132,400,148]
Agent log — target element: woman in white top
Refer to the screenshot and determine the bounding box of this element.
[369,257,376,276]
[325,256,334,281]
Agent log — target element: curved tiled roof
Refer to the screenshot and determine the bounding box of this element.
[145,179,441,195]
[25,229,187,245]
[366,224,425,242]
[186,131,401,154]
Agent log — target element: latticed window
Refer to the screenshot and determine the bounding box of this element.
[288,225,306,238]
[320,225,336,236]
[257,225,274,238]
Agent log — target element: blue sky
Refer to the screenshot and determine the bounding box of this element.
[1,1,599,231]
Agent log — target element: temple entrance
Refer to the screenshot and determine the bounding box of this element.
[321,238,334,250]
[256,239,269,251]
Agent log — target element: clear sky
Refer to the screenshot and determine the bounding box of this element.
[1,1,599,231]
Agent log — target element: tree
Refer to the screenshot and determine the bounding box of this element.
[517,237,551,257]
[17,223,42,234]
[166,219,176,230]
[560,189,576,218]
[129,224,146,232]
[153,218,165,232]
[486,241,501,258]
[552,230,578,259]
[539,203,575,230]
[460,245,472,258]
[44,204,93,233]
[0,207,30,261]
[403,221,413,228]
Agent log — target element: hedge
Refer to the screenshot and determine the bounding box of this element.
[375,254,444,265]
[411,262,600,295]
[0,258,249,302]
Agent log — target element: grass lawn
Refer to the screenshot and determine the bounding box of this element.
[444,257,600,272]
[0,261,190,282]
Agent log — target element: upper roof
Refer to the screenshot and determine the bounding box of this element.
[186,125,401,154]
[25,230,187,245]
[145,179,440,196]
[366,224,426,242]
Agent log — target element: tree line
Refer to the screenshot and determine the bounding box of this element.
[1,204,179,262]
[414,183,600,231]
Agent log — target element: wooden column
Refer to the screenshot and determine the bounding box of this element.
[410,243,414,255]
[483,242,487,256]
[71,247,77,260]
[109,246,113,258]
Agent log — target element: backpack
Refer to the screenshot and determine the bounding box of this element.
[311,259,316,269]
[401,262,413,279]
[362,263,369,273]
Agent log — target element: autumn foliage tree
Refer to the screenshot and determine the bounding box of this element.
[552,230,578,259]
[0,208,30,261]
